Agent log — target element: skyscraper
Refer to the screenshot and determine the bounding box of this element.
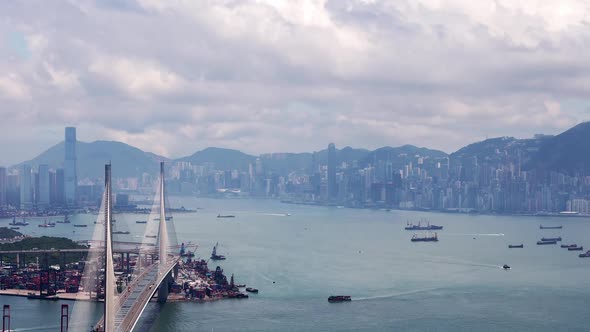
[327,143,337,200]
[0,167,6,207]
[64,127,77,206]
[38,164,50,209]
[20,164,32,210]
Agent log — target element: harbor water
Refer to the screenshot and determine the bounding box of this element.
[2,198,590,331]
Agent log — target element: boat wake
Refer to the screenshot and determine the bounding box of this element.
[354,287,443,301]
[262,213,291,217]
[446,233,505,237]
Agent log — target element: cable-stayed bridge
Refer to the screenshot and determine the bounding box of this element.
[70,162,180,332]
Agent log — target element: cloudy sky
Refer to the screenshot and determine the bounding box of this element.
[1,0,589,165]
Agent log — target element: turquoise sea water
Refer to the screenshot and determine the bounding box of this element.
[2,198,590,331]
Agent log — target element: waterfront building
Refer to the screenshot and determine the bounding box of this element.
[0,166,6,207]
[64,127,77,206]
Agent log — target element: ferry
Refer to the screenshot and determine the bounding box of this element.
[210,242,226,260]
[411,232,438,242]
[541,237,561,242]
[328,295,351,302]
[404,220,443,231]
[508,244,524,248]
[568,246,583,251]
[537,240,557,245]
[540,225,562,229]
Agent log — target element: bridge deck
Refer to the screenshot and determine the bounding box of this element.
[95,256,179,332]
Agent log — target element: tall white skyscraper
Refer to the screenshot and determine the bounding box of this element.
[38,164,50,209]
[64,127,77,206]
[20,164,32,210]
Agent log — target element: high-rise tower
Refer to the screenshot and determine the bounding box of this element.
[64,127,77,206]
[327,143,337,201]
[38,164,50,209]
[19,164,32,210]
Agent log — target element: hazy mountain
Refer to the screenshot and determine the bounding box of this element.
[526,121,590,174]
[16,140,167,179]
[176,147,256,171]
[450,135,552,168]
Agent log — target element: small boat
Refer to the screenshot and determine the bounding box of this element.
[113,231,130,235]
[540,225,562,229]
[537,240,557,245]
[578,251,590,258]
[217,214,236,218]
[502,264,511,270]
[136,220,147,224]
[210,242,226,260]
[508,244,523,248]
[541,237,561,242]
[245,287,258,293]
[328,295,351,302]
[569,246,583,251]
[411,232,438,242]
[561,244,577,248]
[73,224,87,227]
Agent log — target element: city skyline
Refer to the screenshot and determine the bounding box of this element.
[1,1,589,165]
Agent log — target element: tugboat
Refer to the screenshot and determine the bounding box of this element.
[246,287,259,293]
[210,242,226,260]
[217,214,236,218]
[541,237,562,242]
[404,220,443,230]
[411,232,438,242]
[540,225,562,229]
[569,246,583,251]
[578,250,590,258]
[537,240,557,245]
[502,264,511,270]
[328,295,352,302]
[508,244,524,248]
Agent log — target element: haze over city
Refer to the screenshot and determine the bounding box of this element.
[1,0,590,165]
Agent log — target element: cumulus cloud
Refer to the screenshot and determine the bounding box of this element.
[0,0,588,165]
